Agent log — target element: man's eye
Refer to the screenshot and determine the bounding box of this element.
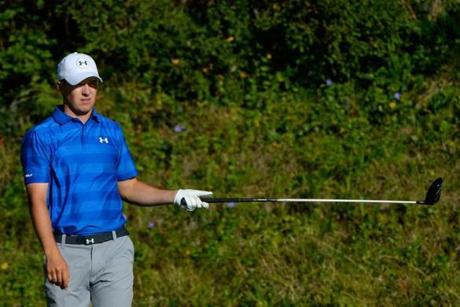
[88,82,98,89]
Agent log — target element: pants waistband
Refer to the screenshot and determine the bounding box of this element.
[54,227,129,245]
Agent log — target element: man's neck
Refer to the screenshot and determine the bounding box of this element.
[62,105,92,124]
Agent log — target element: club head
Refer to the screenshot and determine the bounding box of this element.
[421,177,443,205]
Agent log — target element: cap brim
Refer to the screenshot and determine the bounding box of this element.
[65,72,103,86]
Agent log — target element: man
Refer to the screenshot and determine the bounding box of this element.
[21,52,212,306]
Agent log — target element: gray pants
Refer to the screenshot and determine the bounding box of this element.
[46,236,134,307]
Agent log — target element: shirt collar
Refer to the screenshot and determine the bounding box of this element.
[91,109,101,123]
[52,106,101,125]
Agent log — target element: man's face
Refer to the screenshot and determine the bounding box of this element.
[59,77,99,116]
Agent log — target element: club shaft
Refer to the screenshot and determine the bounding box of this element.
[201,197,420,205]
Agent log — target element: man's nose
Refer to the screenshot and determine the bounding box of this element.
[81,84,90,95]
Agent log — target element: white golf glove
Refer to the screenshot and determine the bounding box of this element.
[174,189,213,211]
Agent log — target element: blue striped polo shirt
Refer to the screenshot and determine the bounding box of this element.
[21,106,138,235]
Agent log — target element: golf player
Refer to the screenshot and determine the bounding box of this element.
[21,52,212,306]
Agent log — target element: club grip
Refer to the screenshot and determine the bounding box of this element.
[180,197,221,206]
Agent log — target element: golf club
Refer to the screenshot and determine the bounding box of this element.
[184,177,443,206]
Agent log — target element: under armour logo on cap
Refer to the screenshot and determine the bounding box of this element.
[77,59,88,67]
[57,52,103,86]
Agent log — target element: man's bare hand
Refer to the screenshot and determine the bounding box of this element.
[46,250,70,289]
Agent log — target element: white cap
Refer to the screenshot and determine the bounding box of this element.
[57,52,103,85]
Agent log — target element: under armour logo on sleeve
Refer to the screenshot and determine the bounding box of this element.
[99,137,109,144]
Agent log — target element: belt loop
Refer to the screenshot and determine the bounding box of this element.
[62,234,67,245]
[112,230,116,240]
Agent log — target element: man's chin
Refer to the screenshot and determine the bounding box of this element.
[74,108,93,116]
[69,105,94,117]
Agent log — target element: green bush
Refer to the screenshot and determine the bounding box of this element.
[1,0,459,305]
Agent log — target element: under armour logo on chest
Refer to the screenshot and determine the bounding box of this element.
[99,137,109,144]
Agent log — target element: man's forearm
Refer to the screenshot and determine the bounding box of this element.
[119,178,176,206]
[26,184,59,256]
[29,202,60,255]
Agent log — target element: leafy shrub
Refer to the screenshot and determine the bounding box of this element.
[1,0,460,305]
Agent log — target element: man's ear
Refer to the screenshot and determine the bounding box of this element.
[56,81,62,91]
[56,80,69,94]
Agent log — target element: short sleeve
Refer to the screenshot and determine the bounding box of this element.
[115,125,138,181]
[20,130,51,184]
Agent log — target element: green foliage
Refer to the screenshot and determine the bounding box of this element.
[1,0,459,305]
